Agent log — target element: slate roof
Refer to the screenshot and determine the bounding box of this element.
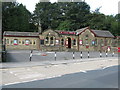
[3,31,39,37]
[92,30,114,38]
[76,27,114,38]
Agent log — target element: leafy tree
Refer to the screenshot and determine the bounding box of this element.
[2,2,37,32]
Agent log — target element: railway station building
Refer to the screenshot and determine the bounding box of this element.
[3,27,117,52]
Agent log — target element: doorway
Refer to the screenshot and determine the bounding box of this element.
[68,37,71,48]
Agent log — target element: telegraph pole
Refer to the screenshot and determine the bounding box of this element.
[0,1,2,62]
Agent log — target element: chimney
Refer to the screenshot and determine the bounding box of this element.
[38,20,42,34]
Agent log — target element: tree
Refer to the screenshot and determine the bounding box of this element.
[33,2,90,31]
[2,2,37,32]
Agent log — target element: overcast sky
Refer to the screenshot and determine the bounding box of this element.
[17,0,119,15]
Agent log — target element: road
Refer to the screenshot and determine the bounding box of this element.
[2,65,119,88]
[6,50,118,62]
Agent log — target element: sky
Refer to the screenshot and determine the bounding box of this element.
[17,0,120,15]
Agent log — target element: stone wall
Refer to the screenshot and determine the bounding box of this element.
[4,36,40,50]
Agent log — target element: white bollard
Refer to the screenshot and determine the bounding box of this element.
[106,51,108,57]
[29,50,33,61]
[81,51,82,59]
[88,51,89,58]
[55,52,56,60]
[100,51,102,57]
[112,51,114,57]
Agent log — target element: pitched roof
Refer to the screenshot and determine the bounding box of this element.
[76,27,88,35]
[92,30,114,38]
[3,31,39,37]
[76,27,114,38]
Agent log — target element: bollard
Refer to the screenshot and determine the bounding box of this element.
[106,51,108,57]
[55,52,56,61]
[88,51,89,58]
[112,51,114,57]
[80,51,82,59]
[29,50,33,61]
[100,51,102,57]
[73,52,75,59]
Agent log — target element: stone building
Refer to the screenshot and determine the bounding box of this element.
[3,27,116,52]
[76,27,115,52]
[3,31,40,50]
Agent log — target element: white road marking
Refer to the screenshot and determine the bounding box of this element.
[4,82,21,86]
[80,70,87,73]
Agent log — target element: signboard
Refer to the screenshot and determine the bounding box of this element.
[107,46,111,51]
[79,40,83,45]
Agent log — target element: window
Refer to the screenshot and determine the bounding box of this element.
[6,39,9,44]
[95,39,97,45]
[40,39,44,45]
[85,39,89,45]
[11,40,13,44]
[45,37,49,44]
[25,40,30,45]
[50,37,54,44]
[13,39,18,45]
[30,41,32,44]
[92,40,95,46]
[86,34,88,37]
[100,39,104,46]
[22,41,24,44]
[73,39,76,45]
[19,41,21,44]
[34,41,36,45]
[61,39,64,46]
[56,40,59,45]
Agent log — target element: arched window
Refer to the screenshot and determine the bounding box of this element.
[95,39,97,45]
[6,39,9,44]
[100,39,104,46]
[50,37,54,44]
[13,39,18,45]
[73,39,76,45]
[25,40,30,45]
[45,37,49,44]
[61,39,64,46]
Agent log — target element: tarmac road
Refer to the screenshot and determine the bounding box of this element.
[6,50,118,62]
[2,65,119,88]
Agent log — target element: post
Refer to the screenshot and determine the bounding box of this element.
[73,52,75,59]
[112,51,114,57]
[29,50,33,61]
[80,51,82,59]
[88,51,89,58]
[106,51,108,57]
[55,52,56,61]
[100,51,102,57]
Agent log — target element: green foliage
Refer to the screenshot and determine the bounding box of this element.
[2,2,37,32]
[57,20,72,30]
[2,2,119,36]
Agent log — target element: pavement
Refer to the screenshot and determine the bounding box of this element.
[0,57,118,86]
[0,57,118,69]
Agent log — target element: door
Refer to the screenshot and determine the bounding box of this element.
[68,37,71,48]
